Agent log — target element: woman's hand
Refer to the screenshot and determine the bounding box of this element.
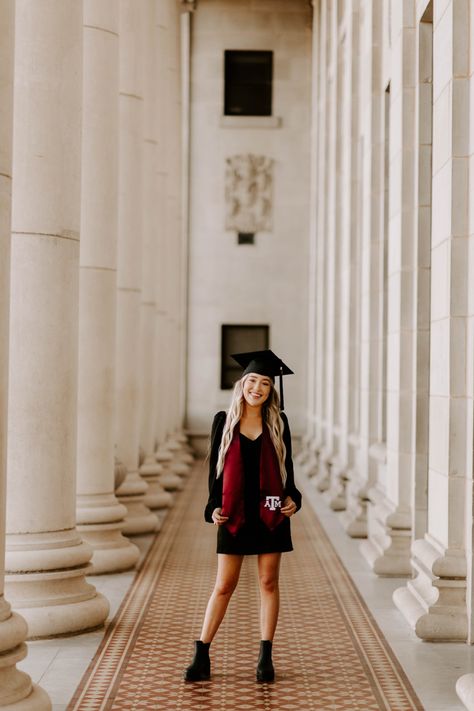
[281,496,297,517]
[212,508,229,526]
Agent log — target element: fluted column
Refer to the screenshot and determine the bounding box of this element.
[325,1,354,511]
[314,0,337,493]
[340,0,363,536]
[394,0,471,640]
[340,1,382,538]
[153,0,188,488]
[360,0,415,576]
[298,0,319,475]
[115,0,158,535]
[0,2,51,707]
[309,0,328,483]
[5,0,109,638]
[139,0,173,513]
[76,0,140,573]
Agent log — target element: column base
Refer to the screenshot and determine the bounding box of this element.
[293,433,312,467]
[116,471,159,535]
[311,448,332,492]
[299,440,322,478]
[359,488,412,576]
[324,459,348,511]
[338,473,368,538]
[393,535,467,641]
[76,493,139,573]
[456,674,474,711]
[77,523,139,574]
[158,466,184,492]
[139,456,173,510]
[0,598,51,709]
[341,476,369,538]
[5,530,110,639]
[1,685,51,711]
[118,499,160,536]
[10,590,109,640]
[143,484,173,510]
[169,458,191,477]
[155,448,184,491]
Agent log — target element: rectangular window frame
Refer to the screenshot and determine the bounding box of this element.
[224,50,273,117]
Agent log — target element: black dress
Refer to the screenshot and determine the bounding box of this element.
[204,411,302,555]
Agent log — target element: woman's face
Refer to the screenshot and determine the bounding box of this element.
[242,373,272,408]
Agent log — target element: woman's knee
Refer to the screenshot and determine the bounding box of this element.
[259,575,278,594]
[214,577,238,597]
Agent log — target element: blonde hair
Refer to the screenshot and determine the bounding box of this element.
[216,374,287,485]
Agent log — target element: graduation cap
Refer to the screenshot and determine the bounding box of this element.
[230,349,294,410]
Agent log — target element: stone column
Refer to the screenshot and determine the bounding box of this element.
[115,0,158,535]
[154,0,189,486]
[308,0,328,483]
[394,0,471,639]
[0,2,51,707]
[300,0,320,473]
[340,0,364,536]
[325,2,354,511]
[361,0,416,576]
[76,0,140,573]
[341,0,384,539]
[5,0,109,638]
[314,0,337,493]
[139,0,173,514]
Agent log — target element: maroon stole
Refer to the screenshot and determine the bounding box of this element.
[221,423,285,536]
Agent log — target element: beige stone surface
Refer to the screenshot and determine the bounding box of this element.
[5,0,108,639]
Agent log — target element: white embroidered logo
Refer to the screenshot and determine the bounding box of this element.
[264,496,282,512]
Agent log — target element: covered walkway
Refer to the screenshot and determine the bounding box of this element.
[19,462,468,710]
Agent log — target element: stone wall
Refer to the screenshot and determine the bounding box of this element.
[186,0,312,435]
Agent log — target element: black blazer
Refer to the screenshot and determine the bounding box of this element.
[204,410,302,523]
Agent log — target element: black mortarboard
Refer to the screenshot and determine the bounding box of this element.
[230,349,294,410]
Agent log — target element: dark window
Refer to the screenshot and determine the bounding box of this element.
[224,50,273,117]
[237,232,255,245]
[221,324,269,389]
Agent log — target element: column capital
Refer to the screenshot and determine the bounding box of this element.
[181,0,197,12]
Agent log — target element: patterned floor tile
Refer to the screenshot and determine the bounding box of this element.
[67,462,423,711]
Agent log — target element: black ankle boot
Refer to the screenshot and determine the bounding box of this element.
[184,641,211,681]
[256,640,274,682]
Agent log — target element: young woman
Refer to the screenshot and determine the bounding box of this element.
[184,350,302,683]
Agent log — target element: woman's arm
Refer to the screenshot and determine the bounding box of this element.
[280,412,302,511]
[204,411,226,522]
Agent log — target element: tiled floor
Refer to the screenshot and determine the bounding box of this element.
[18,462,474,710]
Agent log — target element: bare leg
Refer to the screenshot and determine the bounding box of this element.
[200,554,244,643]
[258,553,281,640]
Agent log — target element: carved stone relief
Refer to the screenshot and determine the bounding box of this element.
[225,154,273,233]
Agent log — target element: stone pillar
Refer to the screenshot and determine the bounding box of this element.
[139,0,173,513]
[340,0,364,536]
[394,0,470,638]
[0,2,51,707]
[300,0,320,472]
[307,0,328,485]
[115,0,158,535]
[358,0,415,576]
[164,0,184,443]
[154,0,188,486]
[76,0,140,573]
[5,0,109,638]
[314,0,337,493]
[325,1,354,511]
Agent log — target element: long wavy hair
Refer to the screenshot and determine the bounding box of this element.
[215,374,287,485]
